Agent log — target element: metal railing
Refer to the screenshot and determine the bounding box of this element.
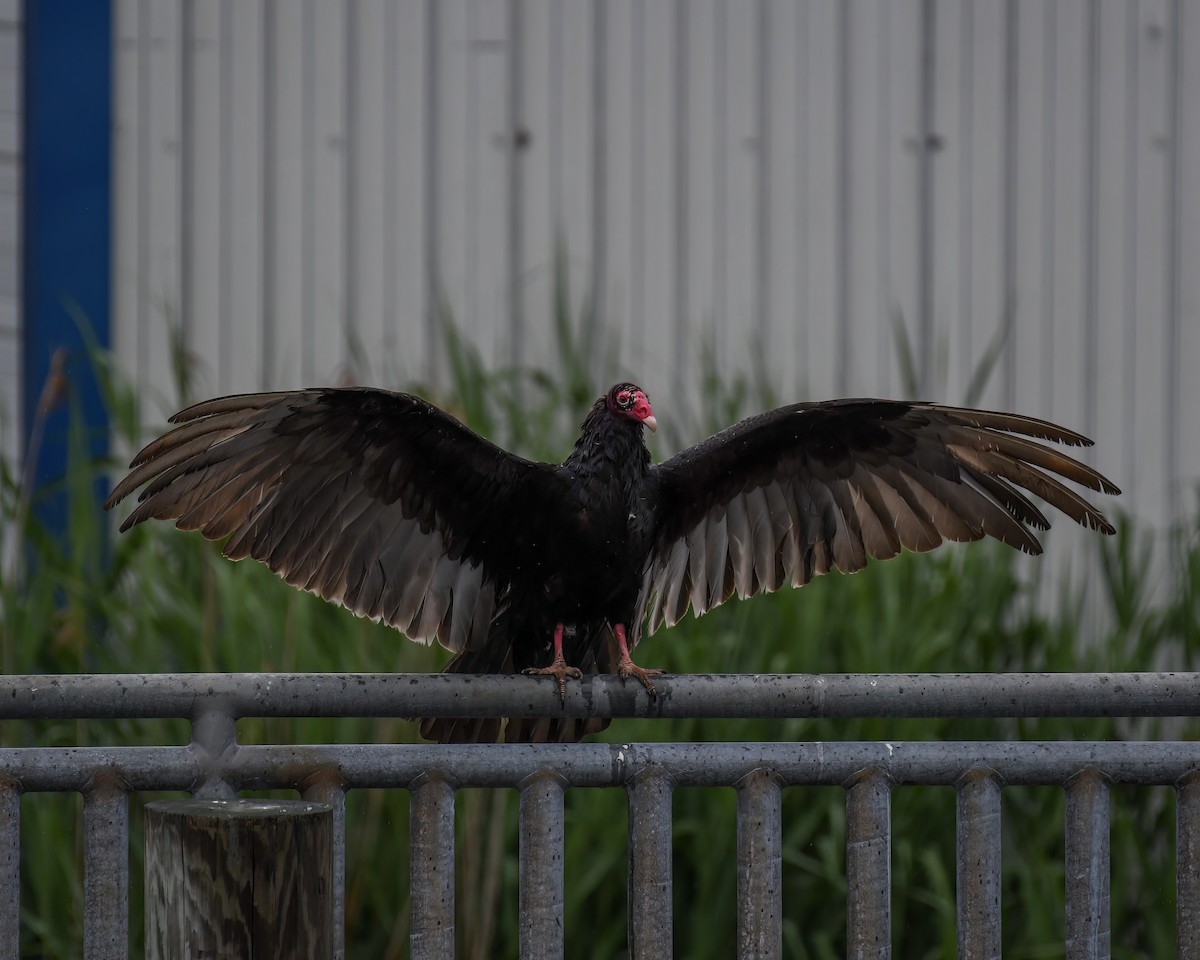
[1,671,1199,959]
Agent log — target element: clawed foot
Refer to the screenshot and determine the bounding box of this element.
[617,656,662,696]
[523,656,583,701]
[612,622,661,696]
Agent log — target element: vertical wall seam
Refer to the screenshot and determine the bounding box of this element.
[836,0,850,397]
[344,0,359,377]
[1166,0,1183,525]
[589,0,606,373]
[1122,1,1139,508]
[629,1,645,359]
[917,0,936,398]
[1039,2,1057,418]
[136,0,151,392]
[179,1,193,385]
[1083,0,1100,451]
[507,0,525,368]
[672,0,688,398]
[756,0,771,382]
[959,0,974,393]
[261,0,276,388]
[423,0,441,384]
[1001,0,1018,410]
[300,0,315,385]
[218,0,232,395]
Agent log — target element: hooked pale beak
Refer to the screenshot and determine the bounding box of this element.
[632,392,657,432]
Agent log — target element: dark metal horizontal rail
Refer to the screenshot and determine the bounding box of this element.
[2,741,1199,792]
[0,671,1196,720]
[4,674,1197,960]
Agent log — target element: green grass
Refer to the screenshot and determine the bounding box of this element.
[1,326,1198,959]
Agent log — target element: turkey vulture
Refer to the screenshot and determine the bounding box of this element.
[106,383,1119,742]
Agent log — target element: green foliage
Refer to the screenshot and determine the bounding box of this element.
[1,328,1197,959]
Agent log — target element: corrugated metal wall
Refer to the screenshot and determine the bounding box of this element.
[112,0,1199,531]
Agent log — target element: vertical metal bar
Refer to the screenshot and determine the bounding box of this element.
[627,769,673,960]
[190,708,238,800]
[956,768,1002,960]
[736,769,783,960]
[519,772,566,960]
[1065,769,1111,960]
[1178,773,1200,960]
[846,769,892,959]
[409,775,455,960]
[83,778,129,960]
[0,780,20,959]
[304,777,347,960]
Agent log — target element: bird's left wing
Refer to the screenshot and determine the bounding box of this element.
[637,399,1119,636]
[106,387,561,652]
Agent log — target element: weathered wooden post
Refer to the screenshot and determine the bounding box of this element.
[145,799,333,960]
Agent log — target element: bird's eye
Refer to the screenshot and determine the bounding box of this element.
[617,391,632,407]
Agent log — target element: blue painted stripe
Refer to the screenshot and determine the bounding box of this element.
[22,0,113,542]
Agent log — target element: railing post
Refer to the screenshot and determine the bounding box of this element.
[956,767,1002,960]
[304,774,348,960]
[627,768,673,960]
[0,779,19,959]
[84,775,129,960]
[519,770,567,960]
[1065,768,1110,960]
[846,768,892,959]
[410,775,456,960]
[144,798,332,960]
[736,768,783,960]
[1178,772,1200,960]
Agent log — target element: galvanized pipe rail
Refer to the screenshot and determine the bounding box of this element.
[2,670,1195,719]
[0,671,1197,960]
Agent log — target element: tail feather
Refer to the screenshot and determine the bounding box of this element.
[417,619,617,744]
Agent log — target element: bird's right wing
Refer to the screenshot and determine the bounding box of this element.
[637,398,1120,636]
[106,387,563,652]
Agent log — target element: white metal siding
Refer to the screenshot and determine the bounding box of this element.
[111,0,1200,532]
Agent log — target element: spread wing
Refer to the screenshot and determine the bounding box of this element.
[106,387,561,652]
[637,399,1120,635]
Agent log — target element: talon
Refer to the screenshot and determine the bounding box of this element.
[523,623,581,701]
[612,622,660,695]
[617,656,662,696]
[524,657,583,701]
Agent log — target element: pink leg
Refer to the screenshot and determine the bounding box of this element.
[614,624,662,695]
[522,623,583,700]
